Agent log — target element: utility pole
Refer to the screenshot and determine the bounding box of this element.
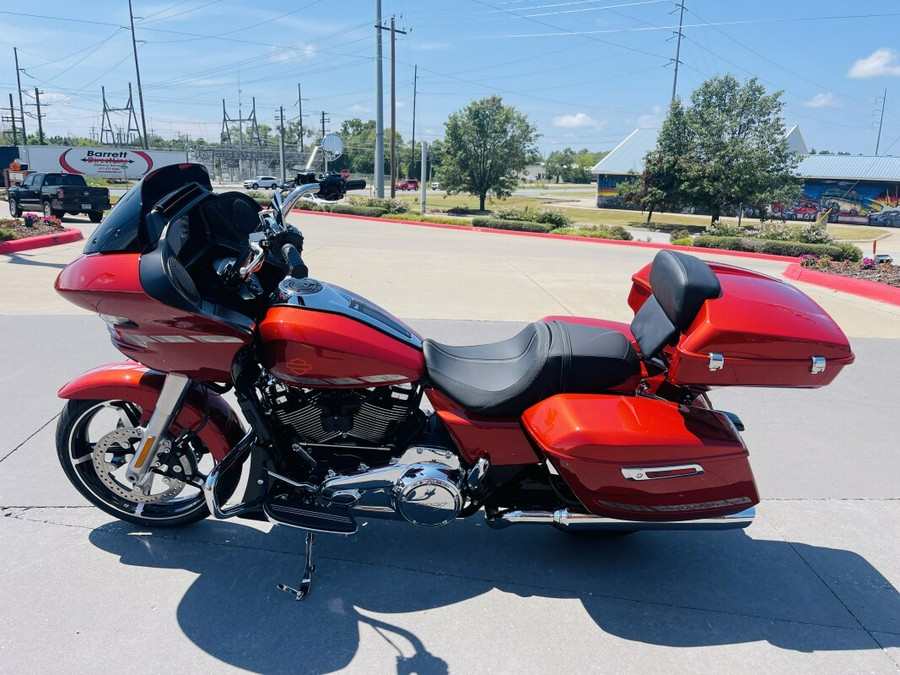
[410,65,417,180]
[5,94,19,145]
[321,110,328,174]
[378,16,407,198]
[420,141,427,214]
[34,88,44,145]
[375,0,385,197]
[390,16,397,198]
[279,106,286,182]
[670,0,686,103]
[297,83,307,153]
[128,0,149,149]
[13,48,27,145]
[875,89,887,156]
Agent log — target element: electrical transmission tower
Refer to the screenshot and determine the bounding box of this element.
[221,96,263,148]
[100,84,141,146]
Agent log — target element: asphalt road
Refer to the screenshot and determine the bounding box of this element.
[0,213,898,673]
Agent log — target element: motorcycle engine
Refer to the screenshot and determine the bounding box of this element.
[264,381,424,466]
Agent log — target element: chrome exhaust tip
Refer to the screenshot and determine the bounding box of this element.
[485,507,756,532]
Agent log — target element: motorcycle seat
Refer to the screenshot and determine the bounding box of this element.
[423,320,639,417]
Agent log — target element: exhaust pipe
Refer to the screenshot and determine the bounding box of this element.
[485,507,755,532]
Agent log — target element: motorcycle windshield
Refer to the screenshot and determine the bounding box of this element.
[83,163,213,254]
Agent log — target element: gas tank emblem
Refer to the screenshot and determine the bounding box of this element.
[287,358,313,376]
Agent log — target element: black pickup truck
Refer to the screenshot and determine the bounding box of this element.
[8,172,111,222]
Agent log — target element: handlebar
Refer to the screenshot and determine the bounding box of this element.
[345,179,367,191]
[280,242,308,279]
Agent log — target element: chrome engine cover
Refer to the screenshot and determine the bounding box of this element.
[394,463,463,527]
[320,446,464,527]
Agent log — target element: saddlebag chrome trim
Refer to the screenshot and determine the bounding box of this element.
[621,464,704,481]
[810,356,826,374]
[485,507,755,531]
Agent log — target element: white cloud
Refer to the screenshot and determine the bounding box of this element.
[805,92,841,108]
[637,105,664,128]
[350,104,371,114]
[551,112,602,128]
[270,44,317,63]
[848,48,900,78]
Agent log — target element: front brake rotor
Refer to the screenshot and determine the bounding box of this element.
[92,428,186,504]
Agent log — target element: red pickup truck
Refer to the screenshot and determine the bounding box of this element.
[8,172,111,222]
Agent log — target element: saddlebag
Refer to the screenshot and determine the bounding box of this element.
[521,394,759,521]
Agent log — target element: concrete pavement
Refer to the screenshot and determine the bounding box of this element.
[0,212,898,673]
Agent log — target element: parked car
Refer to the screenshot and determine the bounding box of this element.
[395,178,419,191]
[243,176,279,190]
[430,181,441,190]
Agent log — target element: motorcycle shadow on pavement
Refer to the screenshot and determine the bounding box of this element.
[88,515,898,674]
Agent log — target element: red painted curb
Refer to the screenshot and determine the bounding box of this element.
[0,227,84,255]
[784,263,900,306]
[295,210,799,263]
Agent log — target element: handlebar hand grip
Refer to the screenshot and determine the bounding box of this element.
[281,243,308,279]
[345,179,366,191]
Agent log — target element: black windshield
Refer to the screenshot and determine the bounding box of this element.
[83,163,212,254]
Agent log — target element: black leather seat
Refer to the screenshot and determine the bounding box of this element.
[423,320,640,417]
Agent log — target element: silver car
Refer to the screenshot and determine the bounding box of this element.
[243,176,279,190]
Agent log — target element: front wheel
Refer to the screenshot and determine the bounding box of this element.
[9,197,21,217]
[251,183,259,189]
[56,398,238,527]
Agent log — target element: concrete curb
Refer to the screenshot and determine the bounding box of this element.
[783,263,900,306]
[0,227,84,255]
[296,210,799,263]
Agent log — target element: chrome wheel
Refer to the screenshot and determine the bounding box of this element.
[56,399,233,527]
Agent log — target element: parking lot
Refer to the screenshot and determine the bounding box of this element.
[1,210,898,673]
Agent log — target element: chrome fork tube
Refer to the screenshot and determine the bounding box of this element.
[125,373,192,486]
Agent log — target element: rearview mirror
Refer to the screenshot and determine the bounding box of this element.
[322,133,343,160]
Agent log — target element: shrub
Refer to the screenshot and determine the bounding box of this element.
[492,206,536,222]
[798,221,834,244]
[382,213,472,226]
[754,221,797,241]
[328,204,388,218]
[347,195,408,213]
[534,208,572,228]
[669,228,691,243]
[471,217,551,233]
[294,199,324,211]
[692,236,862,261]
[705,220,747,237]
[446,206,473,216]
[671,237,693,246]
[0,227,17,241]
[553,225,633,241]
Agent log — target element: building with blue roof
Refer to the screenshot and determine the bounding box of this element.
[591,127,900,227]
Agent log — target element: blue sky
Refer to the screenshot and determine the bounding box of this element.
[1,0,899,157]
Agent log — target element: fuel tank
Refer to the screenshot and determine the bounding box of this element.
[259,278,425,388]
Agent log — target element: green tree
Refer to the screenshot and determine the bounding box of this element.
[437,95,539,211]
[662,75,799,223]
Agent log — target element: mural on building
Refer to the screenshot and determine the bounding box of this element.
[598,173,900,227]
[775,181,900,226]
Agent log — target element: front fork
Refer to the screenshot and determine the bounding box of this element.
[124,373,192,489]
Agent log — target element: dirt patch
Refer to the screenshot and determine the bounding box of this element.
[808,262,900,288]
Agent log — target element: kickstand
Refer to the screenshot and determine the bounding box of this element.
[277,531,316,601]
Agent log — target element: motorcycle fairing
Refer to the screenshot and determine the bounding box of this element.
[57,362,245,462]
[522,394,759,521]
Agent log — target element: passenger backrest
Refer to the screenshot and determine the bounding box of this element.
[630,250,721,359]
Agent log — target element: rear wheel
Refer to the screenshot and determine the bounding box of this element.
[56,398,238,527]
[42,200,53,218]
[88,211,103,223]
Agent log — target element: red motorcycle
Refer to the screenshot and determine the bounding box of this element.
[55,163,854,599]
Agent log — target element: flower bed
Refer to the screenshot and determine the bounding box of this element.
[0,214,65,241]
[799,254,900,288]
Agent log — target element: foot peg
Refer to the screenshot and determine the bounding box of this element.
[277,531,316,601]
